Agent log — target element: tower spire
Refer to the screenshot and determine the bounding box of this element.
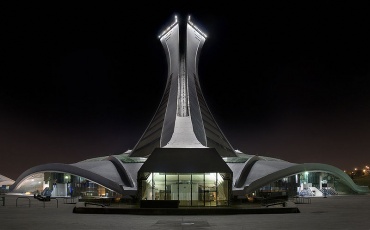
[129,16,236,157]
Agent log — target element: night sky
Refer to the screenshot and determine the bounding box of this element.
[1,2,370,180]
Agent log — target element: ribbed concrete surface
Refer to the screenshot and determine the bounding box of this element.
[1,194,370,229]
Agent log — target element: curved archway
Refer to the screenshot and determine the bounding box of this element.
[241,163,369,195]
[10,163,124,194]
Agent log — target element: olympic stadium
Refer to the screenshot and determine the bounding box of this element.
[7,15,369,207]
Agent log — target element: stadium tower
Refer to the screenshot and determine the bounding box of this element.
[129,15,237,158]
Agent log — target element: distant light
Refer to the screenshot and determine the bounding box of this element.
[188,15,191,21]
[65,176,69,179]
[355,168,357,170]
[305,172,309,175]
[363,170,366,172]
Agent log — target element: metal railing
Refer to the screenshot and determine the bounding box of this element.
[64,197,78,204]
[293,196,311,204]
[47,198,59,208]
[38,197,59,208]
[16,196,59,208]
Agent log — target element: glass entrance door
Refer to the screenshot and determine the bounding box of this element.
[179,174,191,206]
[140,172,230,207]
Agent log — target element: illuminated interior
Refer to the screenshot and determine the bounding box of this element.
[14,172,115,198]
[139,172,231,206]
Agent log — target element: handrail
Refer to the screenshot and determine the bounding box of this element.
[64,197,77,204]
[39,197,59,208]
[293,196,311,204]
[50,198,59,208]
[16,197,31,207]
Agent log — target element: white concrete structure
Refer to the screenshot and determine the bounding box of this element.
[9,15,369,205]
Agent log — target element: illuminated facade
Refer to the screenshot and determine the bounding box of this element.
[9,15,369,206]
[129,15,235,158]
[0,174,14,193]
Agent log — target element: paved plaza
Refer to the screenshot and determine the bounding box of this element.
[1,194,370,229]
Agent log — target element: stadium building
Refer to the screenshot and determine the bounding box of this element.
[9,15,369,207]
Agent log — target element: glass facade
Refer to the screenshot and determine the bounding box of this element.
[257,175,299,198]
[139,172,231,207]
[12,169,356,205]
[250,172,352,199]
[14,172,116,198]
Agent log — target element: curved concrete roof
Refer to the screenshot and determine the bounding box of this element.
[228,156,296,188]
[231,162,370,195]
[10,153,370,197]
[0,174,15,186]
[233,155,262,188]
[71,156,139,190]
[244,160,299,185]
[10,161,137,195]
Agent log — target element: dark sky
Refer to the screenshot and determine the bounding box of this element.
[1,2,370,180]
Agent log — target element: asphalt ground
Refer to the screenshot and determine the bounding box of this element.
[1,194,370,229]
